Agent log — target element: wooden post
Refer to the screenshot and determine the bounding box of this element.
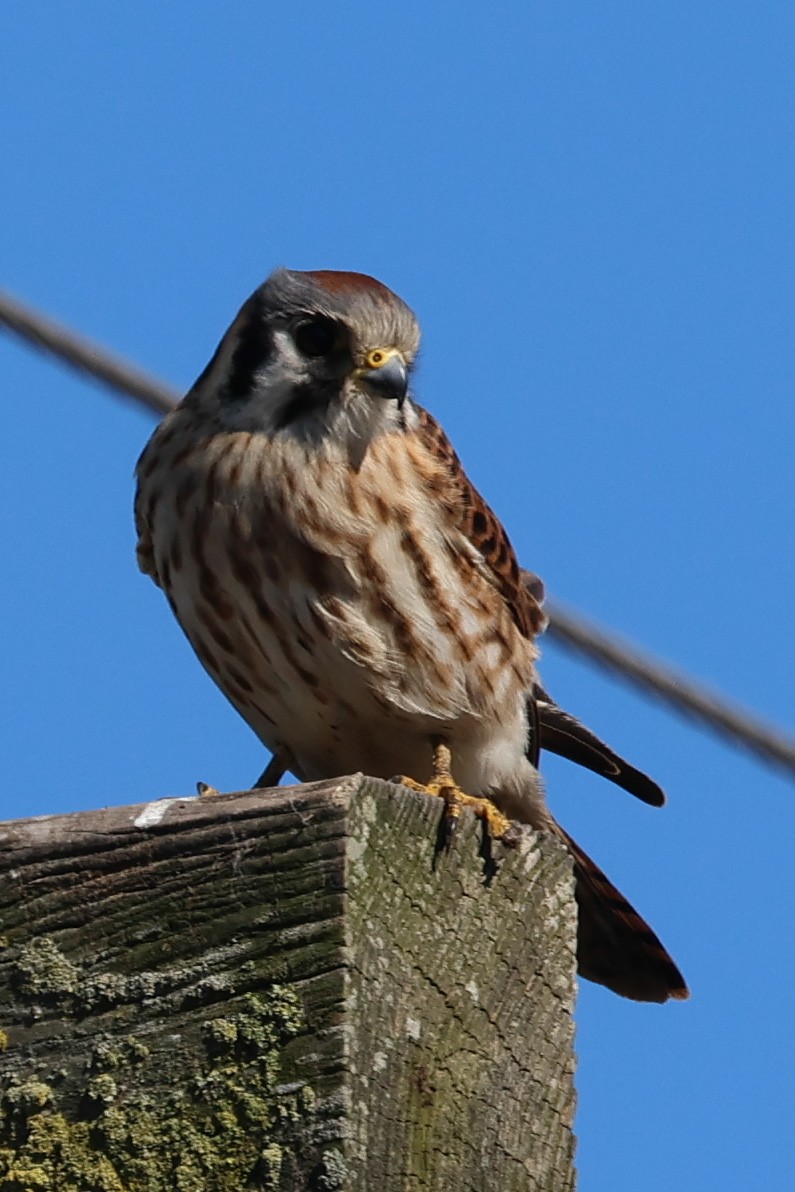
[0,776,577,1191]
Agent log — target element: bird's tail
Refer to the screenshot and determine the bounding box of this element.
[556,824,689,1003]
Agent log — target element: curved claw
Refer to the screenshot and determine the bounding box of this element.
[392,773,515,843]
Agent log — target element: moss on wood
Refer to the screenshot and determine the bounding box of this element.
[0,777,576,1190]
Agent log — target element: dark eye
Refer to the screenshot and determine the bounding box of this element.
[293,317,339,358]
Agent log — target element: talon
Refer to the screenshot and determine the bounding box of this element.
[393,739,515,842]
[441,788,460,848]
[501,822,524,849]
[196,781,220,797]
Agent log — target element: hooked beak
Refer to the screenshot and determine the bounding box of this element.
[356,349,408,405]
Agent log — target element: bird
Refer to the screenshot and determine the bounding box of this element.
[135,266,688,1003]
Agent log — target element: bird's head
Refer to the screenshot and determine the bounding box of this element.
[189,268,421,443]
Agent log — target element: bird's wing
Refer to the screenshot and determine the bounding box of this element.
[534,682,666,806]
[517,571,665,804]
[133,478,161,586]
[414,406,546,641]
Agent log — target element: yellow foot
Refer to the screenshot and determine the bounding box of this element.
[196,781,220,797]
[394,741,515,843]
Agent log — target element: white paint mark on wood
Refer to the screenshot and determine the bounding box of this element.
[133,798,194,829]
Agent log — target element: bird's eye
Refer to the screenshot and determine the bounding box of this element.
[293,317,339,358]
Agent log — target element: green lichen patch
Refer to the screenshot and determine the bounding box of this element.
[314,1147,349,1190]
[6,934,255,1029]
[87,1037,150,1074]
[0,985,315,1191]
[12,940,80,1007]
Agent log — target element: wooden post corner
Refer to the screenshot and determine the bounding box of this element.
[0,776,577,1190]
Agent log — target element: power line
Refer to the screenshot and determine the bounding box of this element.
[2,284,794,779]
[0,288,179,416]
[545,601,795,775]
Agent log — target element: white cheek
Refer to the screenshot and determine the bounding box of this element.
[230,376,296,432]
[224,337,306,433]
[271,327,305,370]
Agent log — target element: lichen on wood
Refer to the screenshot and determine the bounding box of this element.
[0,776,577,1190]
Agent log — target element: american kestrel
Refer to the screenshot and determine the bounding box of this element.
[135,268,688,1003]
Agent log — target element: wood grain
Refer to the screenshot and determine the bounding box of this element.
[0,776,576,1190]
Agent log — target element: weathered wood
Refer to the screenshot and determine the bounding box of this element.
[0,776,577,1190]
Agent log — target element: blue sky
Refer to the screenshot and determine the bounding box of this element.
[1,4,793,1187]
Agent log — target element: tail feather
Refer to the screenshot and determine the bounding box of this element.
[558,824,689,1003]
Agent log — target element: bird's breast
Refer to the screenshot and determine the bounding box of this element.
[141,422,537,779]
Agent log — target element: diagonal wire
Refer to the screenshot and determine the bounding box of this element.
[0,288,179,415]
[2,284,794,779]
[545,602,795,775]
